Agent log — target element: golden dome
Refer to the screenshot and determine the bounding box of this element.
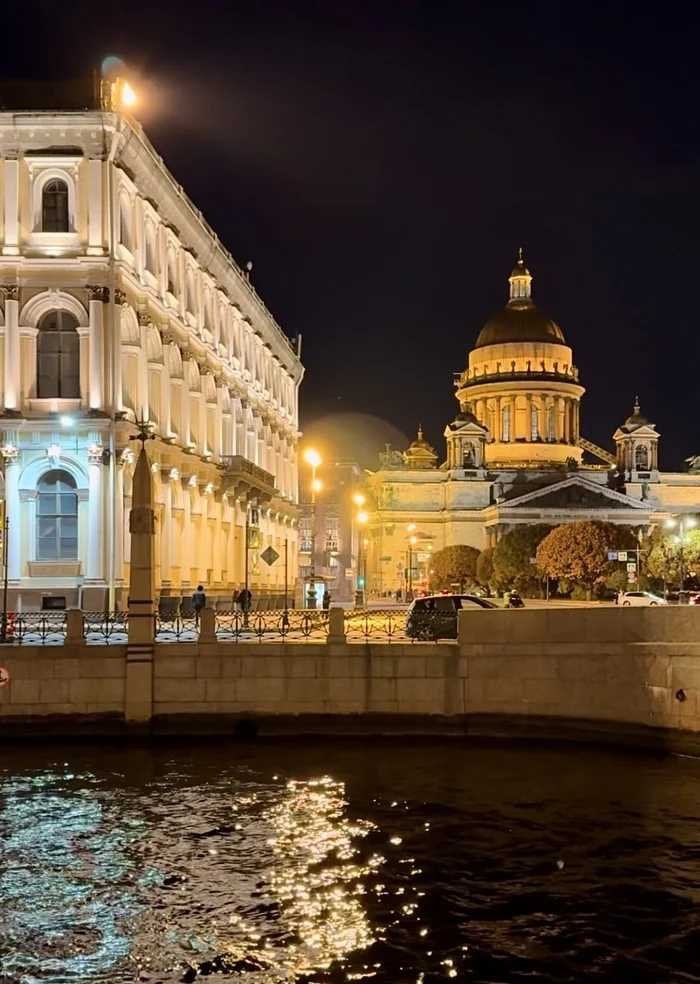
[625,398,648,426]
[409,425,432,450]
[474,251,566,348]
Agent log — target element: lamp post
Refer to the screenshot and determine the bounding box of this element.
[354,494,368,606]
[304,449,322,609]
[666,516,696,598]
[407,535,417,600]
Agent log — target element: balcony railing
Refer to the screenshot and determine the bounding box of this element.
[218,455,277,502]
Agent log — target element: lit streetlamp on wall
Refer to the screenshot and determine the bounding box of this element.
[666,516,696,597]
[304,449,322,609]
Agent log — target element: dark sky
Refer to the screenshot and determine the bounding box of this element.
[8,1,700,468]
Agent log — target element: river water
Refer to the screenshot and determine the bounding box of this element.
[1,740,700,984]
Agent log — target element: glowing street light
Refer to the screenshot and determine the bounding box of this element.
[353,492,366,507]
[304,448,322,469]
[121,81,137,108]
[355,507,369,605]
[304,450,322,609]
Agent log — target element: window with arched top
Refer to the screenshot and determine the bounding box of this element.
[635,445,649,470]
[144,226,156,274]
[37,469,78,560]
[501,405,511,442]
[546,407,555,441]
[42,179,69,232]
[462,443,476,468]
[530,404,539,441]
[166,253,177,295]
[186,271,196,315]
[119,198,132,251]
[37,311,80,399]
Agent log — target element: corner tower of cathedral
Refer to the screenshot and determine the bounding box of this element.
[454,251,585,468]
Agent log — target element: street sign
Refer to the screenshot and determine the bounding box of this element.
[627,562,637,572]
[618,551,628,562]
[260,546,279,566]
[345,568,353,578]
[608,551,618,561]
[0,666,10,688]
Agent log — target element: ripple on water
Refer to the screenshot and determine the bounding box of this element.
[2,742,700,983]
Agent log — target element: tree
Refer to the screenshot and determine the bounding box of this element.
[536,521,636,599]
[430,544,480,591]
[642,524,700,588]
[492,525,552,593]
[476,547,495,590]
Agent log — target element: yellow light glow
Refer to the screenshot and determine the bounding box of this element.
[357,510,368,524]
[687,518,697,528]
[304,448,322,468]
[353,493,366,506]
[121,81,137,108]
[407,523,416,533]
[410,535,417,545]
[312,478,322,492]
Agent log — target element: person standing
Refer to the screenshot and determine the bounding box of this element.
[192,584,207,625]
[238,587,252,612]
[322,590,331,610]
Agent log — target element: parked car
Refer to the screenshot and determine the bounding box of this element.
[405,594,496,640]
[618,591,667,607]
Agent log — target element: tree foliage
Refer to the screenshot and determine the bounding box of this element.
[476,547,495,589]
[641,524,700,585]
[430,544,480,591]
[493,525,552,590]
[536,521,636,596]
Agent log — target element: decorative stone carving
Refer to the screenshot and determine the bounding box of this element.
[114,289,127,306]
[0,284,19,302]
[86,284,110,303]
[87,443,105,465]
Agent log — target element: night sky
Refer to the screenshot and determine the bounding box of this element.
[7,1,700,468]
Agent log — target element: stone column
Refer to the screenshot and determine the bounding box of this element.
[86,448,104,582]
[2,159,19,256]
[86,285,107,411]
[1,448,20,580]
[494,397,502,442]
[160,471,173,594]
[2,285,20,411]
[125,441,155,725]
[87,159,104,255]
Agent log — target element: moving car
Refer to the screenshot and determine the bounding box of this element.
[618,591,667,607]
[406,593,496,640]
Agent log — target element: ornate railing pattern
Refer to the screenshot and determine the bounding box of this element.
[0,608,445,645]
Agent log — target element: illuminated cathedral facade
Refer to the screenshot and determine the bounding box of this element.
[364,254,700,596]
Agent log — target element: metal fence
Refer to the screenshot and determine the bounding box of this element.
[0,607,447,646]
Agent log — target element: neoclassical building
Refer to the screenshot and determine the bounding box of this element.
[0,80,302,610]
[364,254,700,596]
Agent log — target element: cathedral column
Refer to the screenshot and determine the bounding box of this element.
[2,285,20,411]
[2,159,19,256]
[160,471,174,593]
[494,396,502,442]
[86,285,108,411]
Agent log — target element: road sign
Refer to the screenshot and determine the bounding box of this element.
[627,562,637,572]
[618,551,628,562]
[608,551,618,561]
[345,568,354,578]
[0,666,10,688]
[260,546,279,566]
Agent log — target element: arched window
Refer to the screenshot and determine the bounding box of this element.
[186,271,196,315]
[37,311,80,399]
[37,469,78,560]
[546,407,555,441]
[530,404,539,441]
[462,443,475,468]
[144,226,156,274]
[502,405,511,442]
[635,445,649,470]
[166,253,177,296]
[42,179,69,232]
[119,198,132,252]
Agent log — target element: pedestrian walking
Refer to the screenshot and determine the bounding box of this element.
[192,584,207,626]
[238,587,252,612]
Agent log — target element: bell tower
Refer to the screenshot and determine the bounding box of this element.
[613,398,660,481]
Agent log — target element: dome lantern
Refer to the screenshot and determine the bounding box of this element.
[509,246,532,302]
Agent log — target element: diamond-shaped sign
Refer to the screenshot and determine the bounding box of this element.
[260,546,280,567]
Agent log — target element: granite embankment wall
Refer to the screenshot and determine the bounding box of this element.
[2,607,700,749]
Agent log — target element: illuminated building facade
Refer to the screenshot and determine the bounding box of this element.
[365,255,700,596]
[0,81,302,610]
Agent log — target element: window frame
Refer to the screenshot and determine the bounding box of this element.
[36,469,79,561]
[36,310,81,400]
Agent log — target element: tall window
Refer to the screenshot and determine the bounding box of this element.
[635,445,649,469]
[546,406,555,441]
[186,271,196,314]
[502,405,511,442]
[530,404,539,441]
[42,179,69,232]
[37,470,78,560]
[119,198,132,251]
[166,254,177,295]
[144,227,156,274]
[37,311,80,399]
[487,407,495,440]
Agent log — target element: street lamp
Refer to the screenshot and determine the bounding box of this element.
[407,534,418,600]
[355,507,368,605]
[303,449,322,609]
[666,517,696,597]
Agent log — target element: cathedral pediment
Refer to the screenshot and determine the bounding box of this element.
[501,476,647,511]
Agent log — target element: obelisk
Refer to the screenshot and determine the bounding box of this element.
[124,441,155,725]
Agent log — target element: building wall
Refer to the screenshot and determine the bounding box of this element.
[0,110,302,610]
[2,608,700,751]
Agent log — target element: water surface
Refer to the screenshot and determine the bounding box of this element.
[2,741,700,983]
